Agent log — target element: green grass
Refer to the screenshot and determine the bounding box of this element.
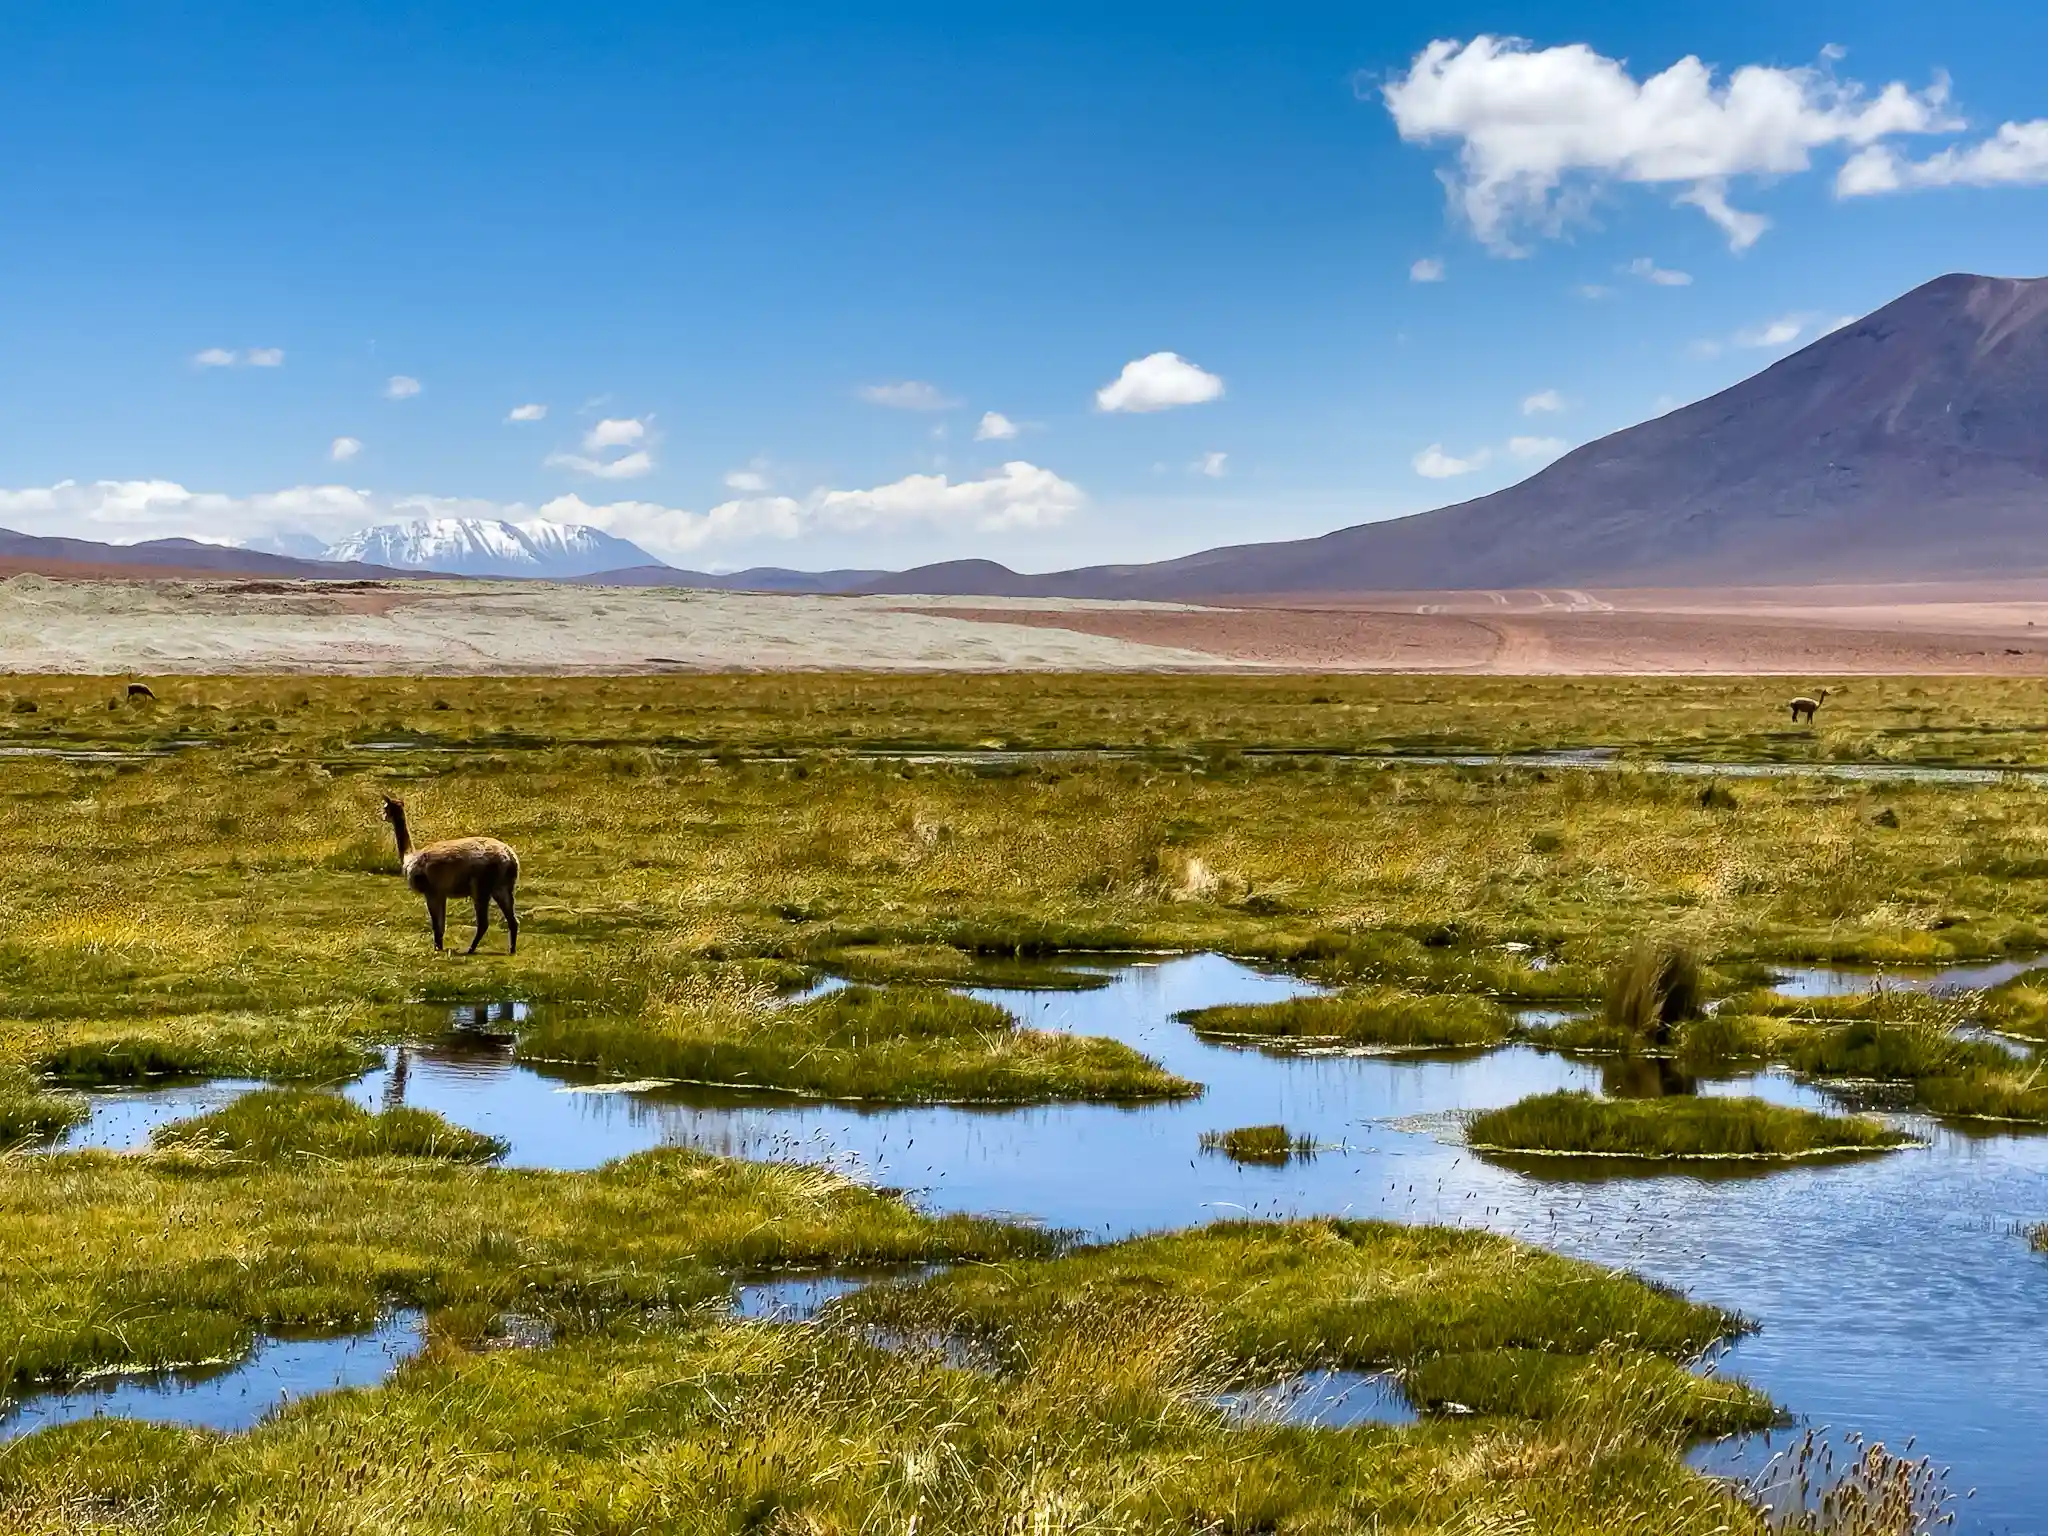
[1181,988,1513,1051]
[0,1064,85,1150]
[515,984,1195,1103]
[831,1219,1749,1373]
[151,1088,507,1163]
[0,1138,1050,1397]
[1466,1091,1912,1161]
[0,1313,1770,1536]
[1199,1124,1315,1164]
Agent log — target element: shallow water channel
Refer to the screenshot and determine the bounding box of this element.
[22,953,2048,1531]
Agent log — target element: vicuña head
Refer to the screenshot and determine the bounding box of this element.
[380,794,521,956]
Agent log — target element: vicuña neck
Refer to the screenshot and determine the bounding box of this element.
[389,809,412,861]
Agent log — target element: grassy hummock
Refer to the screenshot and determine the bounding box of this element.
[151,1088,508,1163]
[516,984,1196,1104]
[1180,988,1511,1052]
[1199,1124,1315,1164]
[829,1219,1766,1434]
[0,1065,85,1150]
[1466,1091,1912,1161]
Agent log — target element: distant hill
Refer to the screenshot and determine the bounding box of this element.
[858,271,2048,596]
[0,529,419,581]
[583,565,885,592]
[327,517,655,578]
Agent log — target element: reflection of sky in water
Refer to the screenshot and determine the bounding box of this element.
[37,953,2048,1530]
[1,1312,425,1439]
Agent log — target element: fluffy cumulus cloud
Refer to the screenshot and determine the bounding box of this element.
[1413,444,1492,479]
[245,347,285,367]
[329,437,362,463]
[384,375,422,400]
[1521,388,1565,415]
[0,460,1078,563]
[1690,313,1817,359]
[1192,451,1228,478]
[1409,256,1446,282]
[974,410,1020,441]
[192,348,238,368]
[1382,36,1958,251]
[723,468,771,492]
[1095,352,1225,413]
[1508,435,1568,461]
[1838,119,2048,194]
[194,347,284,368]
[857,380,958,411]
[505,403,547,423]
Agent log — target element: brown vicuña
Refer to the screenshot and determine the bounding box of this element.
[1789,687,1831,725]
[381,795,520,954]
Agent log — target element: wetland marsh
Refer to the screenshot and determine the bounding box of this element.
[6,674,2048,1533]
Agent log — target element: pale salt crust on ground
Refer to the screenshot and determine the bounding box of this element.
[11,571,2048,675]
[0,576,1227,674]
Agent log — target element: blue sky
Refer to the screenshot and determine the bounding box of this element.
[5,1,2048,571]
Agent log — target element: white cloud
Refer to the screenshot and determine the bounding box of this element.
[857,380,958,411]
[1413,444,1492,478]
[1381,36,1957,251]
[0,480,381,546]
[974,411,1020,441]
[1508,435,1568,461]
[1838,119,2048,195]
[246,347,285,367]
[1192,451,1228,478]
[1625,257,1692,286]
[1736,315,1807,348]
[582,417,646,452]
[545,448,654,481]
[505,403,548,423]
[329,437,362,463]
[1095,352,1225,413]
[384,375,422,400]
[1674,182,1771,251]
[1410,256,1447,282]
[723,468,771,492]
[1521,388,1565,415]
[192,348,239,368]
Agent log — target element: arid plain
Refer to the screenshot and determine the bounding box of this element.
[11,570,2048,674]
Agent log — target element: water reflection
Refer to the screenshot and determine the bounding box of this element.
[0,1312,426,1439]
[32,954,2048,1528]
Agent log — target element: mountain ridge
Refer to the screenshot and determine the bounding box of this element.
[326,517,657,578]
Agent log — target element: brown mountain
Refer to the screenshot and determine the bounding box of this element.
[860,271,2048,597]
[0,529,426,581]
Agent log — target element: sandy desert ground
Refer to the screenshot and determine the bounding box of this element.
[9,570,2048,674]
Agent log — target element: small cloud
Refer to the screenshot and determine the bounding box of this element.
[975,411,1020,441]
[384,375,422,400]
[1574,283,1615,300]
[1095,352,1225,413]
[724,468,771,492]
[1192,451,1228,478]
[192,348,239,368]
[329,436,362,463]
[1825,313,1861,334]
[1625,257,1693,287]
[1410,256,1446,283]
[246,347,286,367]
[1414,443,1492,479]
[1521,389,1565,415]
[545,448,654,481]
[582,417,646,452]
[1735,315,1807,348]
[1507,435,1567,461]
[857,380,958,411]
[505,403,548,423]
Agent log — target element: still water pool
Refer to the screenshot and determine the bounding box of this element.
[25,953,2048,1531]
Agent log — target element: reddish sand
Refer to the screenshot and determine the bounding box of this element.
[897,586,2048,673]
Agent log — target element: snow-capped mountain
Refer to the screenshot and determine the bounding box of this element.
[324,518,660,578]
